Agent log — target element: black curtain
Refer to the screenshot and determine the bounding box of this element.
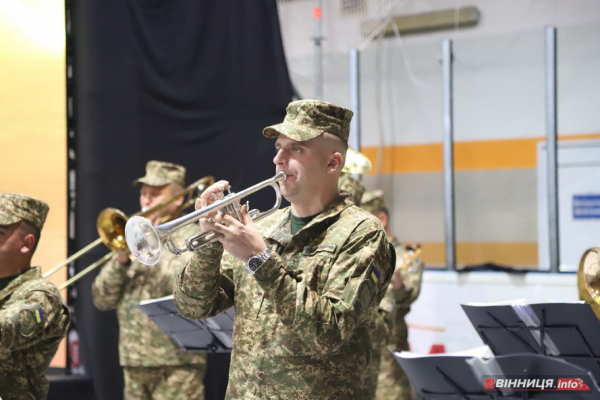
[71,1,293,399]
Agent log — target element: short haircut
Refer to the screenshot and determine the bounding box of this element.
[323,132,348,169]
[20,220,41,254]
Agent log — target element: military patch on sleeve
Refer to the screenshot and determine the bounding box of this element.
[370,267,381,284]
[35,307,44,323]
[16,303,45,337]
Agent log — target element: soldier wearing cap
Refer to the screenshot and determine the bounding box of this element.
[338,173,366,206]
[361,190,424,400]
[174,99,395,399]
[0,193,71,399]
[92,161,206,400]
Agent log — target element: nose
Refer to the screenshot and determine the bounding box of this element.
[273,148,286,166]
[140,194,151,207]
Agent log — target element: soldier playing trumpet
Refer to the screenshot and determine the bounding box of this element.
[174,100,395,399]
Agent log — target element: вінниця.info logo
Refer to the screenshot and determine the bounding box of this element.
[484,376,591,391]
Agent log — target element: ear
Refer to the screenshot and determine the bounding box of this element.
[21,234,36,255]
[327,152,344,174]
[377,211,388,229]
[174,194,185,208]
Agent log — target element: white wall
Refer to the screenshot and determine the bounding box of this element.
[277,0,600,266]
[407,270,579,354]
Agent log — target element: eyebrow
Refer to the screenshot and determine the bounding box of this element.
[275,141,307,149]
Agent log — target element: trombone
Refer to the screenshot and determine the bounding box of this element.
[46,176,215,289]
[126,172,286,266]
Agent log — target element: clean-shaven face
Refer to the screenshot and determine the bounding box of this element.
[273,134,330,204]
[0,223,27,273]
[139,184,182,223]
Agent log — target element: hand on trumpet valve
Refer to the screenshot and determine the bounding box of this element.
[201,203,267,263]
[195,180,229,216]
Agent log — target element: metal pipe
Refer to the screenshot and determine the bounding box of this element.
[545,26,560,272]
[442,39,456,270]
[314,0,324,100]
[349,48,361,152]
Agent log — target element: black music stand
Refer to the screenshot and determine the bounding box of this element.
[461,302,600,386]
[137,295,234,353]
[395,352,600,399]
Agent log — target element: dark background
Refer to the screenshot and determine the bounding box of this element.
[69,1,293,398]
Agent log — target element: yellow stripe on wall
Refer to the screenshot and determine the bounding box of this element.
[363,133,600,173]
[415,241,539,268]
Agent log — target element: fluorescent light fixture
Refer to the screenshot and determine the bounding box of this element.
[382,6,480,37]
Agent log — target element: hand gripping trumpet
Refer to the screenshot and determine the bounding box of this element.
[125,172,286,266]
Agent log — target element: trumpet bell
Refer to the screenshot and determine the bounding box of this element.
[97,208,129,252]
[125,216,162,266]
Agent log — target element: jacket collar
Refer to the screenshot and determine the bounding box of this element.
[0,267,41,303]
[263,195,354,245]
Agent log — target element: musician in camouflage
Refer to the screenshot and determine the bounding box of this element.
[337,178,395,399]
[338,172,366,206]
[174,99,395,399]
[362,190,424,400]
[0,193,70,400]
[92,161,206,400]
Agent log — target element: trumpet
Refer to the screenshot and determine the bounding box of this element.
[46,176,215,289]
[126,172,286,266]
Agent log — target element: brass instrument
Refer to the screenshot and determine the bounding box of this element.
[343,147,372,175]
[46,176,215,289]
[126,172,285,266]
[399,245,422,270]
[579,246,600,319]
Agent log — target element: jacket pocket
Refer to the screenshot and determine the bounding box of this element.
[300,244,337,293]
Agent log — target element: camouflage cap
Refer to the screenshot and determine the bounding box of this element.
[338,173,365,207]
[361,190,386,214]
[263,99,353,143]
[132,160,186,187]
[0,193,49,231]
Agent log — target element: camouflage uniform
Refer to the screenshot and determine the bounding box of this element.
[174,100,395,399]
[338,173,365,207]
[375,237,423,400]
[0,193,71,400]
[361,190,424,400]
[338,169,386,400]
[92,162,205,400]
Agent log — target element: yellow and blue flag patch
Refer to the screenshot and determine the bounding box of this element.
[35,308,44,323]
[370,267,381,284]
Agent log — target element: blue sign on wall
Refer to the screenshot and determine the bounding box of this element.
[573,195,600,219]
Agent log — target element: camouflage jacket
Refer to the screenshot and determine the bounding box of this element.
[386,236,424,351]
[0,267,70,400]
[174,195,394,400]
[92,223,205,367]
[389,236,423,314]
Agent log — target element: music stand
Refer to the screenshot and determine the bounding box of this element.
[137,295,234,353]
[462,302,600,386]
[395,351,600,399]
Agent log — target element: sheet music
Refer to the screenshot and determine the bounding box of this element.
[396,346,494,359]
